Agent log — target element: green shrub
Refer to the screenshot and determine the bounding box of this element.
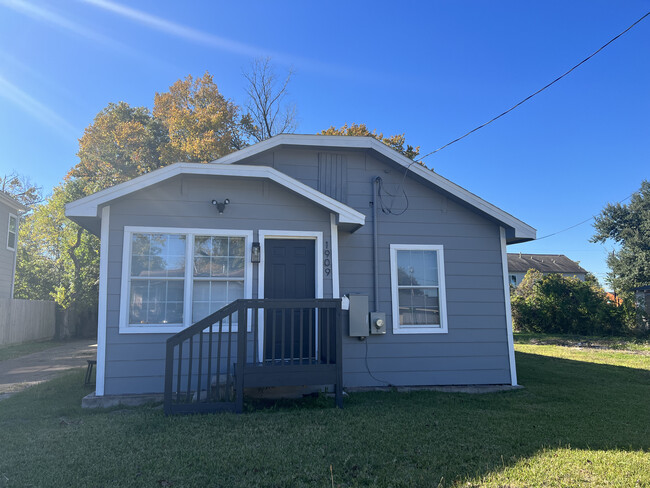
[511,270,628,335]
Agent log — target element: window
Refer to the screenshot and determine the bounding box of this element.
[390,244,448,334]
[7,214,17,251]
[192,236,245,323]
[121,227,252,333]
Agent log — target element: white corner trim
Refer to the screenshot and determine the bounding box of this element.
[389,244,448,334]
[500,226,518,386]
[330,214,340,298]
[64,163,365,227]
[96,206,110,396]
[118,226,254,334]
[209,134,535,240]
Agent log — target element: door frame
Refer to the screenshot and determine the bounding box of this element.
[257,230,324,362]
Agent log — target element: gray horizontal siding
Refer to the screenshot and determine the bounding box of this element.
[102,174,332,395]
[242,148,512,387]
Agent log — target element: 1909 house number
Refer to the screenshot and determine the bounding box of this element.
[324,241,331,276]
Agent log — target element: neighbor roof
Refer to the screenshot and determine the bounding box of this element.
[211,134,536,243]
[507,254,587,274]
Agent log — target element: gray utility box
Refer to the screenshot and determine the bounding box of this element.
[370,312,386,334]
[348,295,369,337]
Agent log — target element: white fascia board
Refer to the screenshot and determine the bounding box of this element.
[64,163,365,226]
[210,134,536,241]
[0,191,28,213]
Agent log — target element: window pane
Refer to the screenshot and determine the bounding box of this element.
[7,232,16,250]
[229,257,245,277]
[210,282,228,302]
[229,281,244,300]
[397,250,438,287]
[193,257,210,277]
[133,233,185,278]
[229,237,245,256]
[212,237,229,257]
[194,236,211,257]
[398,287,440,326]
[9,216,17,233]
[193,281,210,301]
[211,257,228,277]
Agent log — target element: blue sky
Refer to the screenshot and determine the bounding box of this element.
[0,0,649,286]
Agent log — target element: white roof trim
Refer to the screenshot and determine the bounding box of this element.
[0,191,28,212]
[65,162,365,226]
[211,134,536,241]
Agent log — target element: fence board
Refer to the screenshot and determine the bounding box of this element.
[0,299,56,346]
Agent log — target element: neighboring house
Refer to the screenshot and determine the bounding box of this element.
[507,253,587,287]
[0,191,27,298]
[65,134,536,404]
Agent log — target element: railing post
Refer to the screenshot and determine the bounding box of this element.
[335,301,343,409]
[235,301,247,413]
[164,340,174,415]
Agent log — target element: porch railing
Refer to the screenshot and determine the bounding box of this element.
[164,298,342,415]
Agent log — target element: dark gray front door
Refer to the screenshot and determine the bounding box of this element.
[264,239,316,361]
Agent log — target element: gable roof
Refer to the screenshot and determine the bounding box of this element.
[507,253,587,274]
[210,134,536,243]
[65,162,366,235]
[0,190,28,213]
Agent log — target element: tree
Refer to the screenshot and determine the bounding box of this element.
[242,57,297,142]
[591,180,650,293]
[71,102,168,194]
[14,179,100,312]
[511,270,626,335]
[320,123,421,160]
[0,172,43,208]
[154,72,247,164]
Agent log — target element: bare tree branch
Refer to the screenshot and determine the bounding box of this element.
[242,57,297,142]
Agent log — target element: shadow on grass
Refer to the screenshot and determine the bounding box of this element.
[0,352,648,487]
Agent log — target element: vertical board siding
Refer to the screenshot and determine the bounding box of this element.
[318,153,348,203]
[0,299,55,345]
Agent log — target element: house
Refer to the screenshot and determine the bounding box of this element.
[507,253,587,287]
[65,134,536,411]
[0,191,27,298]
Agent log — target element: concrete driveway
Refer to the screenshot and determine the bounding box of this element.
[0,339,96,400]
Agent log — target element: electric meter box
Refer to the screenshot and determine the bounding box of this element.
[370,312,386,334]
[348,295,369,337]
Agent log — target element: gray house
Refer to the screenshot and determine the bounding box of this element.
[66,135,535,409]
[507,253,587,287]
[0,191,27,298]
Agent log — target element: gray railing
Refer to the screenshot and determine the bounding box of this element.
[164,299,343,415]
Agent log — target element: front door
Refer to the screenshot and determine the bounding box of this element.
[264,239,316,362]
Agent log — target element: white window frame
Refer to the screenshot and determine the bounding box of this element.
[7,213,18,251]
[119,226,253,334]
[390,244,448,334]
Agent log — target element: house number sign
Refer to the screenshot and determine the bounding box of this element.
[324,241,331,276]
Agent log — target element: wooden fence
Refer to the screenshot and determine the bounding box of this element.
[0,299,56,346]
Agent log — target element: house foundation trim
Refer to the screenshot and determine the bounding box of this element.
[500,226,518,386]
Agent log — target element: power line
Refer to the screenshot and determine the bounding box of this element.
[416,10,650,163]
[535,193,634,241]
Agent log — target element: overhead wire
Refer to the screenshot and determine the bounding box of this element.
[415,10,650,163]
[534,192,634,241]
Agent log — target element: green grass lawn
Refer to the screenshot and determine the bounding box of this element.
[0,340,64,362]
[0,341,648,487]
